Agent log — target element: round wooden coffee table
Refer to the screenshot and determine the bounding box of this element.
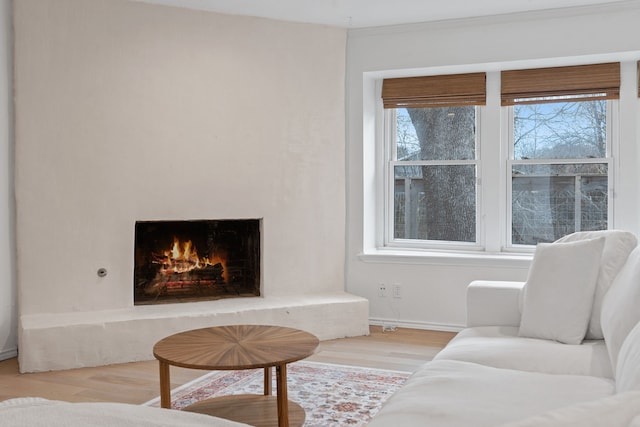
[153,324,320,427]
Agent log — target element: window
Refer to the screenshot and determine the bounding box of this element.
[378,63,619,253]
[381,73,485,248]
[388,106,478,245]
[503,63,619,247]
[509,100,611,246]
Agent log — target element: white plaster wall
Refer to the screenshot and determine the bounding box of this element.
[14,0,348,314]
[346,4,640,330]
[0,0,16,361]
[13,0,372,371]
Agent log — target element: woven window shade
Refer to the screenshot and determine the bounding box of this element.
[382,73,486,109]
[501,62,620,106]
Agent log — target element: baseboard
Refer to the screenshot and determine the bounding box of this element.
[0,347,17,361]
[369,317,464,333]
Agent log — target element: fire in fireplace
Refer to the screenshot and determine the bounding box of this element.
[134,219,261,305]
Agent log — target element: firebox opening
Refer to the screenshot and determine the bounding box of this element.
[134,219,261,305]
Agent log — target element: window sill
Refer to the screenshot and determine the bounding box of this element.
[358,247,533,269]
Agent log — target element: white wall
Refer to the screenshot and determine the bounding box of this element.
[15,0,348,314]
[0,0,16,361]
[345,4,640,330]
[12,0,371,371]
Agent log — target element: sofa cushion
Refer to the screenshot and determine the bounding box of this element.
[616,320,640,393]
[367,360,614,427]
[556,230,637,339]
[601,246,640,372]
[434,326,612,378]
[496,391,640,427]
[519,237,604,344]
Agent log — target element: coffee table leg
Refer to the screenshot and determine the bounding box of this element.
[159,361,171,409]
[275,364,289,427]
[264,367,272,395]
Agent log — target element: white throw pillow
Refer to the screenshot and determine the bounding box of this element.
[601,246,640,373]
[556,230,637,339]
[518,237,605,345]
[497,391,640,427]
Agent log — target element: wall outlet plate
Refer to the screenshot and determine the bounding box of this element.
[378,284,386,297]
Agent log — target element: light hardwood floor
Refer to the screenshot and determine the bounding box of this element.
[0,326,456,404]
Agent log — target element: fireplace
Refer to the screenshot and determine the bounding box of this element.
[134,219,261,305]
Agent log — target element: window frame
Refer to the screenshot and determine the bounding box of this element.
[504,100,616,251]
[382,107,483,251]
[375,71,619,256]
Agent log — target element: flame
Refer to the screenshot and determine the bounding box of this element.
[157,236,225,277]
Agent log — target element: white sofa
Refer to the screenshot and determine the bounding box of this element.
[368,230,640,427]
[5,231,640,427]
[0,397,250,427]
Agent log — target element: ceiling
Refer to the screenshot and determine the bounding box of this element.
[134,0,631,28]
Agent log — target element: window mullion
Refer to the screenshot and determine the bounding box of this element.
[479,71,503,253]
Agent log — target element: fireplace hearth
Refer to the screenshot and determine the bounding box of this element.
[134,219,261,305]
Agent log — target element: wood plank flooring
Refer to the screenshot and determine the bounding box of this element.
[0,327,456,405]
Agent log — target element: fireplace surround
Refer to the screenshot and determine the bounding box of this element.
[14,0,371,374]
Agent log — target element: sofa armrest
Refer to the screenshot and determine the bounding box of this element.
[466,280,525,327]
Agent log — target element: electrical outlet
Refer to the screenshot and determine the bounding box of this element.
[378,283,387,297]
[393,284,402,298]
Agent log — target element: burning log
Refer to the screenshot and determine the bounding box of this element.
[143,262,225,297]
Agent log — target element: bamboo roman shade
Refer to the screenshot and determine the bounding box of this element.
[501,62,620,106]
[382,72,486,108]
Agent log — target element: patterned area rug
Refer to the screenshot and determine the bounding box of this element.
[145,361,410,426]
